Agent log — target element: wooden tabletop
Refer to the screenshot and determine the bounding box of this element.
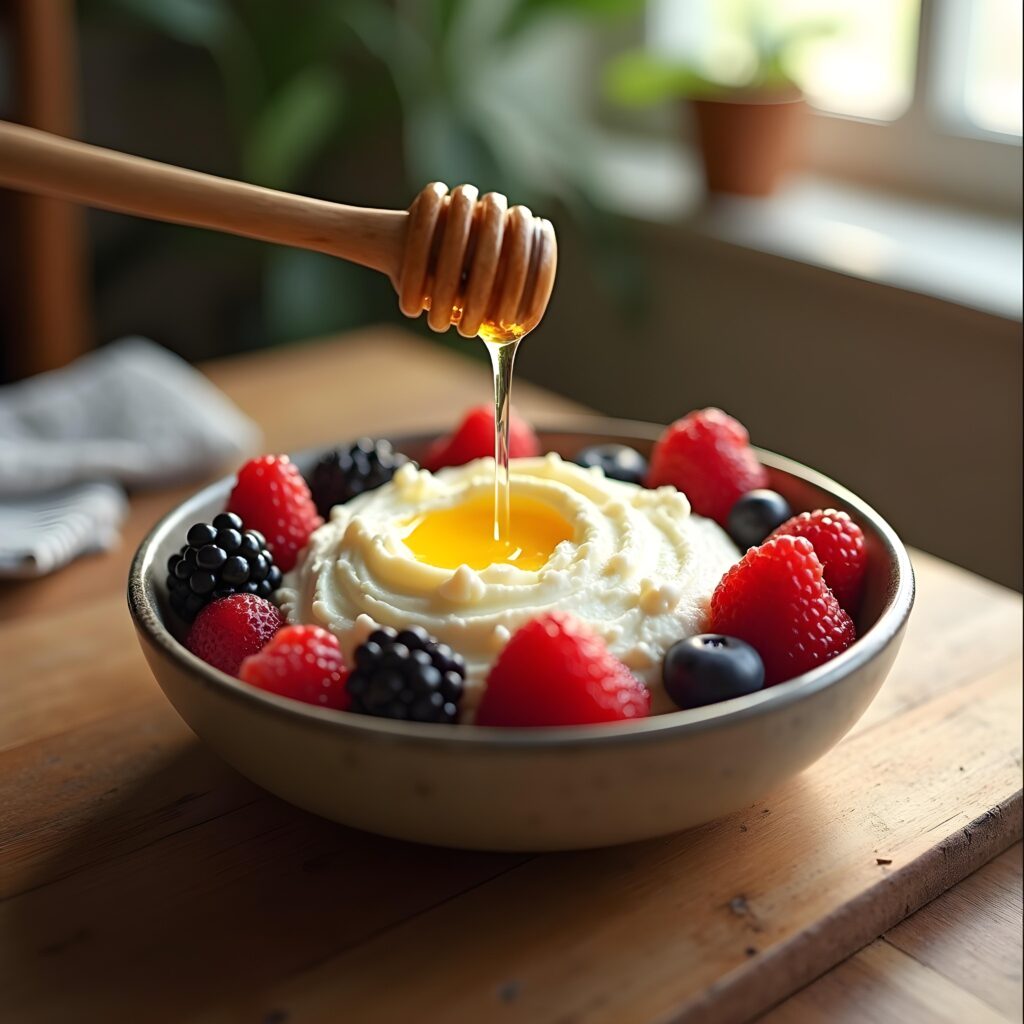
[1,328,1021,1023]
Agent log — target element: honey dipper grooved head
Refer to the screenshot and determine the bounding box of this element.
[398,182,557,340]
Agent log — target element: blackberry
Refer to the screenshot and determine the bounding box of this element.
[308,438,409,518]
[347,625,465,724]
[165,511,283,622]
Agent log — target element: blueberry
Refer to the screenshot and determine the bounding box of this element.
[727,490,793,550]
[573,444,648,485]
[663,634,765,710]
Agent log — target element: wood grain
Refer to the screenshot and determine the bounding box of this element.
[188,660,1021,1024]
[763,844,1023,1023]
[883,843,1023,1019]
[0,330,1020,1023]
[761,938,1010,1024]
[0,127,558,338]
[0,120,403,275]
[6,0,91,376]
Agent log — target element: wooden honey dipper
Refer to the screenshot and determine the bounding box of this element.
[0,121,557,339]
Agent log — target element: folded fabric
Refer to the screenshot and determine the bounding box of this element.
[0,337,259,497]
[0,337,260,578]
[0,481,128,578]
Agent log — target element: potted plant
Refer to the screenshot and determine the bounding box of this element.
[605,15,837,197]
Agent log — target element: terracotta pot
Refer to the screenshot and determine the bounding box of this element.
[690,92,807,197]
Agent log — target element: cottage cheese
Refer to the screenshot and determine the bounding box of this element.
[279,454,740,714]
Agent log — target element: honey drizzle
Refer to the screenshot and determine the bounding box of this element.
[431,294,527,546]
[478,320,525,543]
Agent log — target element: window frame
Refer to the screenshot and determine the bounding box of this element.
[801,0,1022,212]
[645,0,1022,213]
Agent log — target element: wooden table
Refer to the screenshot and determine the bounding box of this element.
[1,329,1021,1023]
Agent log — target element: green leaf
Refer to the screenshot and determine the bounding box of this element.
[501,0,645,39]
[762,16,843,60]
[752,46,798,92]
[750,12,843,81]
[603,51,724,106]
[241,66,344,189]
[435,0,467,40]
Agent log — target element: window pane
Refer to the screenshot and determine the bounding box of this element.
[775,0,920,120]
[963,0,1023,136]
[648,0,920,121]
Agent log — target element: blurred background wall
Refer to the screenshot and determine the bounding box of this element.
[0,0,1021,588]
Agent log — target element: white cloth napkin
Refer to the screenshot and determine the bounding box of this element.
[0,481,128,578]
[0,338,260,577]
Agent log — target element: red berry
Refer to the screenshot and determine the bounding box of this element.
[476,612,650,727]
[769,509,867,613]
[185,594,284,677]
[227,455,323,572]
[646,408,768,525]
[710,534,856,687]
[423,404,540,472]
[239,625,349,710]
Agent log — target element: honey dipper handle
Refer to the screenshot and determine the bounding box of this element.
[0,120,408,278]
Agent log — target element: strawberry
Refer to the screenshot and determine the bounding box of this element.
[423,405,540,472]
[185,594,284,676]
[476,611,650,727]
[227,455,322,572]
[769,509,867,614]
[646,408,768,525]
[239,624,349,710]
[710,534,856,687]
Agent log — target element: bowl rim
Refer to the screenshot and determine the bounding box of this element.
[128,415,915,750]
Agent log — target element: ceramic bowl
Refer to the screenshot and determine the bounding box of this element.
[128,418,914,851]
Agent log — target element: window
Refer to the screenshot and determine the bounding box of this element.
[766,0,921,122]
[934,0,1023,137]
[649,0,921,122]
[647,0,1023,209]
